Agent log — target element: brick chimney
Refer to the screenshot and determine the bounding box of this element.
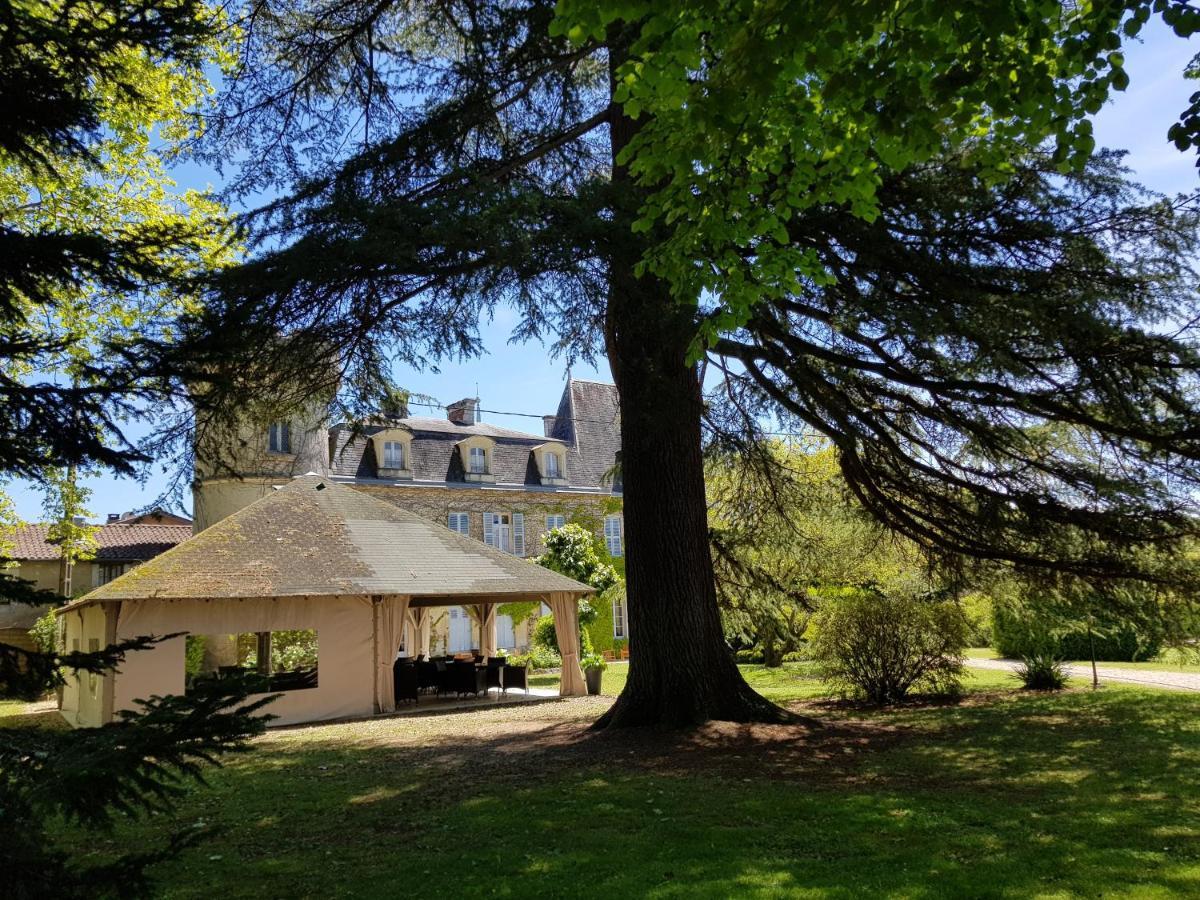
[543,415,557,437]
[447,398,479,426]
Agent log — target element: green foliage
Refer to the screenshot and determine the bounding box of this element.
[810,587,969,704]
[29,608,61,656]
[709,444,930,666]
[40,468,98,567]
[554,1,1197,344]
[580,652,607,672]
[1015,653,1069,692]
[532,613,593,659]
[184,634,206,681]
[503,646,561,671]
[992,592,1163,663]
[532,614,558,656]
[961,593,993,648]
[536,524,619,592]
[0,0,236,485]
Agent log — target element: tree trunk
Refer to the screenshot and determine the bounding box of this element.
[594,28,786,729]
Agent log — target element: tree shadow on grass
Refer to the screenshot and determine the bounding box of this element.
[64,688,1200,898]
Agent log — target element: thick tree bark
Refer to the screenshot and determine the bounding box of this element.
[594,29,787,729]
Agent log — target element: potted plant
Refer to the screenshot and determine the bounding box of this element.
[581,652,607,695]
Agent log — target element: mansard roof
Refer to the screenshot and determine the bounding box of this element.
[328,378,622,492]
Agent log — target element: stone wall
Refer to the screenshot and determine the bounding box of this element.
[350,484,622,558]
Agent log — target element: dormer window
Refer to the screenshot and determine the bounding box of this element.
[370,428,414,479]
[383,440,405,470]
[531,442,567,486]
[456,435,497,483]
[268,422,291,454]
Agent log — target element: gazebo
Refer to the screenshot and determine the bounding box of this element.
[57,475,592,727]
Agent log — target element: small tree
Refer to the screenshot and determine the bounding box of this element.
[810,587,969,704]
[536,524,619,593]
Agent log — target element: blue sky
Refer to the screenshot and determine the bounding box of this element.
[6,19,1199,521]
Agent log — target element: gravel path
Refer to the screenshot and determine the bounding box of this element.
[966,656,1200,692]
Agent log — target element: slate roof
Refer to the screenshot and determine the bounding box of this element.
[329,422,554,485]
[4,523,193,563]
[328,378,622,492]
[68,475,592,605]
[549,379,622,490]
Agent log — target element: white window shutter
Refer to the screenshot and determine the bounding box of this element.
[513,513,525,556]
[483,513,497,547]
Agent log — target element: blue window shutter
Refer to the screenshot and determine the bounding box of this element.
[513,513,525,556]
[483,513,496,547]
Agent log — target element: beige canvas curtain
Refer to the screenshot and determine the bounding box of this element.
[375,595,411,713]
[548,592,586,696]
[407,606,432,657]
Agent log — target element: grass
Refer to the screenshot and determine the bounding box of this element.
[31,663,1200,898]
[967,646,1200,672]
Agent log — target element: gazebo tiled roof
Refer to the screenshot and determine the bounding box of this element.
[67,475,592,606]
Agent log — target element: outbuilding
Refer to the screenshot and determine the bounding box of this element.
[58,475,592,727]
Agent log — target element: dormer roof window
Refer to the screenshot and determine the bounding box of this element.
[531,442,568,486]
[370,428,414,480]
[456,435,497,483]
[383,440,406,470]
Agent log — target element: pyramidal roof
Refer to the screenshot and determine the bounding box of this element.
[68,475,592,605]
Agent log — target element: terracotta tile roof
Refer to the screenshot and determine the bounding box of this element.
[3,523,192,563]
[71,475,592,605]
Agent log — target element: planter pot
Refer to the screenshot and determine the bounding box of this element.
[585,666,603,695]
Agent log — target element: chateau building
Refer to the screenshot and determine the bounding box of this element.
[192,377,625,652]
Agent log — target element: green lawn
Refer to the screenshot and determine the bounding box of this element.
[967,646,1200,672]
[36,663,1200,898]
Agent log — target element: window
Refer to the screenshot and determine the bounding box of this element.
[268,421,291,454]
[185,630,319,693]
[97,562,128,586]
[484,512,525,556]
[604,514,623,557]
[545,514,565,532]
[448,512,470,535]
[544,452,561,478]
[468,446,487,474]
[612,596,628,640]
[382,440,405,469]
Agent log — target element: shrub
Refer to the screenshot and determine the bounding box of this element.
[28,606,62,654]
[504,647,561,670]
[992,599,1159,662]
[960,592,993,647]
[810,587,969,704]
[532,612,593,657]
[1015,653,1068,690]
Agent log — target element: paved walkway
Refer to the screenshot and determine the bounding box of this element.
[966,656,1200,692]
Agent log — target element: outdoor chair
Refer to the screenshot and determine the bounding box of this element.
[418,660,439,693]
[434,659,452,695]
[485,657,504,693]
[449,661,487,698]
[393,660,419,705]
[501,664,528,695]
